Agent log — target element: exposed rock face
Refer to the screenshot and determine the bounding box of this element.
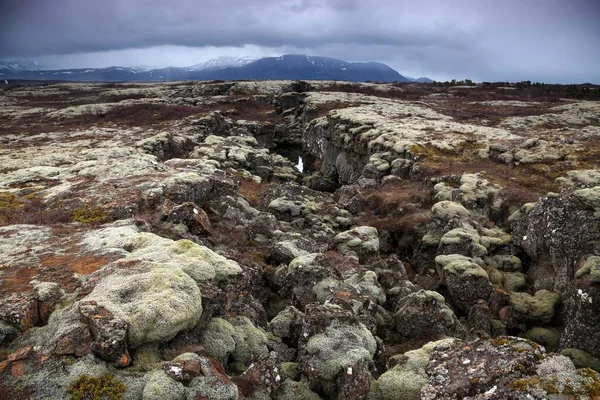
[1,80,600,399]
[422,337,600,400]
[512,188,600,296]
[391,290,465,344]
[297,304,378,399]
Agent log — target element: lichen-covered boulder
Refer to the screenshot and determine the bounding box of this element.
[369,339,455,400]
[270,306,305,347]
[83,263,203,348]
[521,327,560,352]
[268,238,312,265]
[274,379,323,400]
[391,290,465,344]
[279,253,335,307]
[297,304,378,399]
[201,316,269,369]
[422,336,600,400]
[512,188,600,296]
[334,226,380,263]
[142,370,186,400]
[508,290,560,326]
[200,317,237,366]
[561,348,600,372]
[435,254,492,313]
[575,256,600,284]
[125,233,242,283]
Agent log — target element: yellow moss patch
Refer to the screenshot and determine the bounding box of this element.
[67,374,126,400]
[71,204,108,223]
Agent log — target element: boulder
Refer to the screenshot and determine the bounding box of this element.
[201,316,269,369]
[391,290,465,344]
[334,226,380,263]
[142,370,186,400]
[512,188,600,296]
[297,304,378,399]
[508,290,560,325]
[369,339,455,400]
[435,254,492,313]
[83,263,203,348]
[422,336,600,399]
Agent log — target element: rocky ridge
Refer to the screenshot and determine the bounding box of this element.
[0,80,599,399]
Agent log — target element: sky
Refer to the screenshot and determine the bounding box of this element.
[0,0,599,83]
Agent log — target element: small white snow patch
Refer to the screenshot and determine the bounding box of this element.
[523,235,527,241]
[462,359,471,365]
[275,374,281,382]
[347,367,353,375]
[296,156,304,173]
[168,365,183,376]
[193,208,198,215]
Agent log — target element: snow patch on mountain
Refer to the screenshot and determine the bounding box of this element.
[189,56,259,71]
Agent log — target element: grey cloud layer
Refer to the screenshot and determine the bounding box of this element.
[1,0,599,82]
[0,0,495,54]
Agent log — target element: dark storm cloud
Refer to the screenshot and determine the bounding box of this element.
[1,0,599,82]
[0,0,479,54]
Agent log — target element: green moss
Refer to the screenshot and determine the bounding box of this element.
[281,362,300,380]
[71,203,108,223]
[509,290,561,324]
[522,327,559,352]
[560,348,600,372]
[67,374,126,400]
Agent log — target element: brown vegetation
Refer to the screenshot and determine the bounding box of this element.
[239,179,270,207]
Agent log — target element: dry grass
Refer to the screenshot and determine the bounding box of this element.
[0,191,113,227]
[0,192,72,226]
[239,179,270,207]
[313,100,362,118]
[410,141,600,213]
[100,103,205,126]
[356,180,433,250]
[430,99,556,126]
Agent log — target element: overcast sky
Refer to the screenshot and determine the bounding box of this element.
[1,0,598,83]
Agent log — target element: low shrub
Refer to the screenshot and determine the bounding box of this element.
[67,374,126,400]
[71,203,108,224]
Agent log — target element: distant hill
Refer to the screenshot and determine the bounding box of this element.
[0,60,51,72]
[0,55,410,83]
[405,76,435,83]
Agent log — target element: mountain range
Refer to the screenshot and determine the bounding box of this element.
[0,55,431,83]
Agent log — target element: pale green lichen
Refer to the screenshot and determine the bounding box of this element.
[305,320,376,381]
[201,316,268,369]
[574,186,600,217]
[435,254,490,280]
[370,339,455,400]
[575,256,600,284]
[141,370,186,400]
[84,265,203,348]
